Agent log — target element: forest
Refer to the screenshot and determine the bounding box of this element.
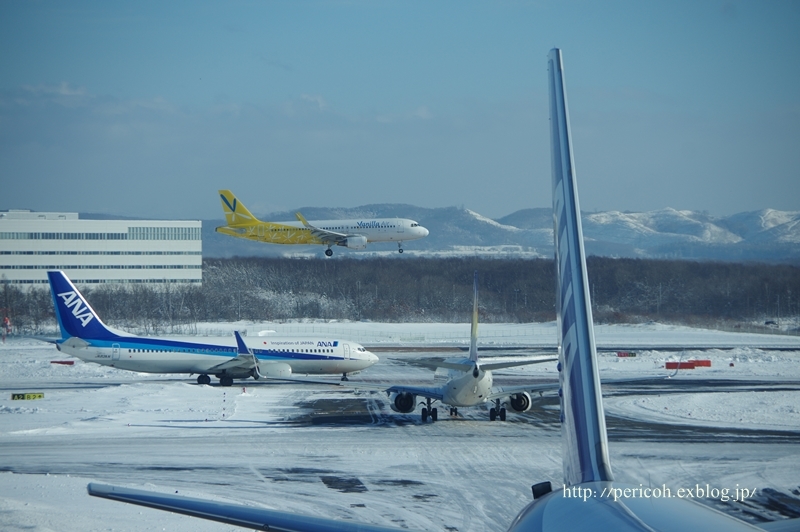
[3,257,799,335]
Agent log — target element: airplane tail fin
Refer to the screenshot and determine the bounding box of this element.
[548,48,613,485]
[218,190,258,226]
[469,270,479,363]
[234,330,250,355]
[47,271,118,341]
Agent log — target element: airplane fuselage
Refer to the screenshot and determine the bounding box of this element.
[219,218,427,246]
[436,358,494,407]
[57,335,376,377]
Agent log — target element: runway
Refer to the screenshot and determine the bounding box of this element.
[1,339,799,530]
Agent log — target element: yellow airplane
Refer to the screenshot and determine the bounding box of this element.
[216,190,429,256]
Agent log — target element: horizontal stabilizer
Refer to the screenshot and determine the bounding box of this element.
[479,358,557,371]
[414,360,476,372]
[61,337,90,349]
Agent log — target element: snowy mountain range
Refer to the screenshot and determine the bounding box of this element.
[201,206,800,263]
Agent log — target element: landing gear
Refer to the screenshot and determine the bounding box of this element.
[421,407,438,422]
[449,407,459,417]
[420,397,437,422]
[341,373,349,381]
[219,375,233,387]
[325,248,333,257]
[398,242,404,253]
[490,399,506,421]
[197,374,211,385]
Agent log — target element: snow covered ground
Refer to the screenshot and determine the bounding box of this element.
[0,323,799,531]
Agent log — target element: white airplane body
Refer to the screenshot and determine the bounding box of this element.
[217,189,429,256]
[48,270,377,385]
[88,50,797,531]
[381,271,556,422]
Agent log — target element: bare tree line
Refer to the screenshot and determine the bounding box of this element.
[3,257,799,335]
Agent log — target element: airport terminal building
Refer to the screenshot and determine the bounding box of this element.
[0,210,202,287]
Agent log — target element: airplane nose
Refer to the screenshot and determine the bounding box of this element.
[367,351,379,363]
[421,227,429,237]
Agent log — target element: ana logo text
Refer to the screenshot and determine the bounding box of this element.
[57,291,94,327]
[317,341,339,347]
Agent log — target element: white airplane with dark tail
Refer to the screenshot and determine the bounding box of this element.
[86,49,796,531]
[48,270,377,386]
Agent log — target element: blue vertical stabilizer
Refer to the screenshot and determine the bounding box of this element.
[548,48,614,485]
[47,271,119,341]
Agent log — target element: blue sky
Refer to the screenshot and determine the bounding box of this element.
[1,1,798,220]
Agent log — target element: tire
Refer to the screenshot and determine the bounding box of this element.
[197,374,211,385]
[421,407,428,422]
[431,408,438,422]
[499,408,506,421]
[325,249,333,257]
[489,408,497,421]
[220,375,233,387]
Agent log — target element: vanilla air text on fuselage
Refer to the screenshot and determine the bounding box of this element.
[216,189,429,256]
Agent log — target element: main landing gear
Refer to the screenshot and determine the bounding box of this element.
[420,397,438,422]
[489,398,506,421]
[449,407,459,417]
[341,373,349,381]
[397,242,404,253]
[325,247,333,257]
[196,373,232,386]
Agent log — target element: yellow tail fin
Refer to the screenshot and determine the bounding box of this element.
[218,190,259,226]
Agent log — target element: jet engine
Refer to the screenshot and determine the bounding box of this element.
[508,392,532,413]
[342,235,368,250]
[389,392,416,413]
[252,362,292,379]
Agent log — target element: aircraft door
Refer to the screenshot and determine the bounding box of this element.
[343,343,350,360]
[112,344,120,360]
[397,219,404,233]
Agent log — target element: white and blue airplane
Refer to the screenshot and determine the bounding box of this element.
[48,270,378,386]
[85,50,797,531]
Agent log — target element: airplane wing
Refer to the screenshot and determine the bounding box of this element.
[295,212,349,244]
[316,379,446,403]
[87,483,411,532]
[486,373,671,402]
[206,354,254,373]
[487,383,559,401]
[385,384,444,402]
[413,357,557,372]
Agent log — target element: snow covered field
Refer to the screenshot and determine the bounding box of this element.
[1,323,799,531]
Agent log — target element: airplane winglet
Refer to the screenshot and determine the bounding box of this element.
[234,330,249,355]
[548,48,613,485]
[234,330,263,379]
[295,212,311,228]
